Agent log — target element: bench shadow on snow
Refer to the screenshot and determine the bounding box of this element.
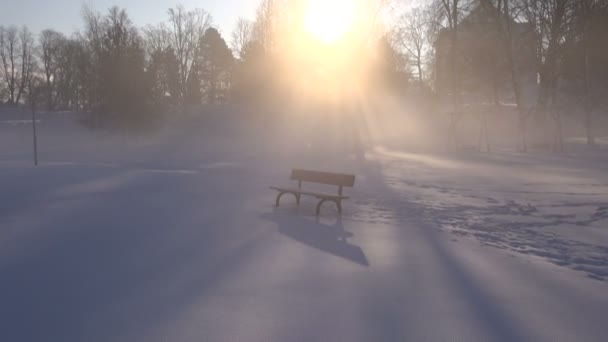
[261,211,369,267]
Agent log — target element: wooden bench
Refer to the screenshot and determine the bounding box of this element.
[271,169,356,216]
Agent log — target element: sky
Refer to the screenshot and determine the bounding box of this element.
[0,0,260,38]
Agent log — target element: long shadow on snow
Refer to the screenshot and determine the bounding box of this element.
[0,166,123,218]
[421,195,608,280]
[390,164,608,281]
[262,211,369,267]
[357,158,529,342]
[0,170,270,342]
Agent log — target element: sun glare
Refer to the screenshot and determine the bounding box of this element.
[304,0,356,44]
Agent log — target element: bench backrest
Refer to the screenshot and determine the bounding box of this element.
[290,169,356,187]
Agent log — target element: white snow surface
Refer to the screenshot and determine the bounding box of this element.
[1,109,607,342]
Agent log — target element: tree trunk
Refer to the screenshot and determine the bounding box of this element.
[518,110,529,152]
[478,111,490,152]
[582,10,595,147]
[499,0,529,152]
[417,54,423,83]
[555,113,564,152]
[585,108,595,146]
[9,49,17,104]
[446,0,461,150]
[15,85,23,106]
[47,79,54,111]
[549,80,564,153]
[552,114,564,152]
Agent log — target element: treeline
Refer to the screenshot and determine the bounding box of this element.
[0,1,406,128]
[1,0,606,149]
[0,5,236,127]
[393,0,608,150]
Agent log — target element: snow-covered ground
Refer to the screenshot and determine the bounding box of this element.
[1,109,607,341]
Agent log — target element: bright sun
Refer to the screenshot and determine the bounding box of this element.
[304,0,356,44]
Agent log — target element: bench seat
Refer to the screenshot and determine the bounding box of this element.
[269,186,350,200]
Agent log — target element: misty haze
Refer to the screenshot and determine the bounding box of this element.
[1,0,607,341]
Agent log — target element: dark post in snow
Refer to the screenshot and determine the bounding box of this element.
[31,104,39,166]
[28,79,40,166]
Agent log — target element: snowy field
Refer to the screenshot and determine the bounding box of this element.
[1,108,607,341]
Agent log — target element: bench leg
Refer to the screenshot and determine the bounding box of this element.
[316,199,328,216]
[276,192,299,207]
[316,199,342,216]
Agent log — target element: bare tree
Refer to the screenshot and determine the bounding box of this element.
[82,6,105,60]
[81,6,106,109]
[101,7,148,121]
[39,29,66,110]
[15,26,35,106]
[431,0,473,147]
[144,23,171,56]
[438,0,463,104]
[55,37,89,110]
[167,5,213,101]
[479,0,533,151]
[576,0,608,146]
[250,0,300,55]
[230,18,253,59]
[521,0,578,152]
[252,0,277,54]
[144,23,180,104]
[200,28,234,104]
[0,26,19,104]
[77,5,151,126]
[394,7,430,83]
